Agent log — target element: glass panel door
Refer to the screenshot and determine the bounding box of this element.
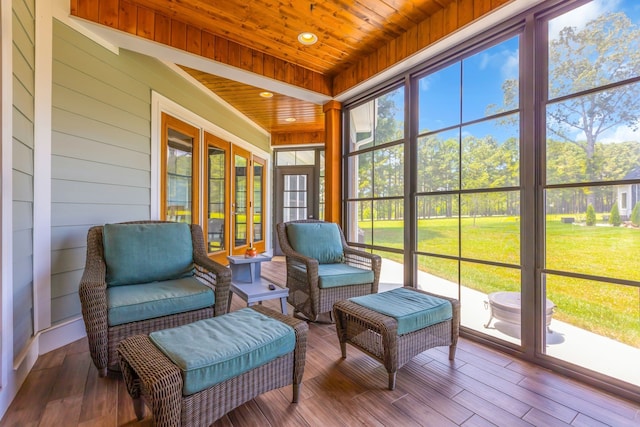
[252,156,266,253]
[232,145,251,255]
[161,113,199,224]
[205,132,230,264]
[274,165,316,255]
[284,174,309,222]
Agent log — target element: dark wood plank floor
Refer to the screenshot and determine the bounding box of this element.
[1,259,638,426]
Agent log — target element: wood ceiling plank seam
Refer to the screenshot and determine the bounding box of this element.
[129,0,340,71]
[186,25,202,55]
[310,1,408,44]
[154,13,171,45]
[136,0,361,67]
[201,31,215,59]
[392,0,444,16]
[457,0,475,28]
[179,67,325,131]
[186,29,332,95]
[169,19,187,50]
[77,0,99,21]
[70,0,79,16]
[136,0,398,71]
[136,5,155,40]
[117,0,137,34]
[350,0,432,30]
[443,1,459,34]
[98,0,119,27]
[474,0,493,16]
[315,0,409,35]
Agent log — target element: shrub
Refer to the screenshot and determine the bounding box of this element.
[586,204,596,226]
[631,202,640,226]
[609,203,621,226]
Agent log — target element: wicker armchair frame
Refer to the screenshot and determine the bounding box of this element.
[79,220,231,377]
[117,305,308,427]
[276,219,381,322]
[333,286,460,390]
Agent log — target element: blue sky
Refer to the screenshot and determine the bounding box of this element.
[411,0,640,145]
[418,35,519,142]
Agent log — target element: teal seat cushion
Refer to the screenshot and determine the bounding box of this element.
[286,222,344,264]
[316,263,374,289]
[107,277,214,326]
[103,222,194,286]
[149,308,296,396]
[350,287,452,335]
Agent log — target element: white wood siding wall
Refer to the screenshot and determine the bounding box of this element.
[51,21,152,324]
[12,0,35,359]
[50,19,270,324]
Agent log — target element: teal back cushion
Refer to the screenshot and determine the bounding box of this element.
[103,223,194,286]
[286,222,344,264]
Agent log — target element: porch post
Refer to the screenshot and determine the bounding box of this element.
[323,100,342,225]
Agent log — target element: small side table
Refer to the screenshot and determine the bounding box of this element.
[227,254,289,314]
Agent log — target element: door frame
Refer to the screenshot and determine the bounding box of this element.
[274,165,318,255]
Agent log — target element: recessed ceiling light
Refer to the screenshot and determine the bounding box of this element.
[259,91,273,98]
[297,32,318,46]
[285,117,297,122]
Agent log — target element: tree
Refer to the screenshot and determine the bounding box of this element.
[586,204,596,226]
[631,202,640,226]
[548,12,640,175]
[498,11,640,209]
[609,203,621,226]
[548,12,640,206]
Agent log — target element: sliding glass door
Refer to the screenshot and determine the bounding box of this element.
[160,113,268,262]
[204,132,230,265]
[161,113,199,224]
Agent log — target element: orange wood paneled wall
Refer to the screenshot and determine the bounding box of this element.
[271,131,324,146]
[70,0,332,96]
[332,0,512,95]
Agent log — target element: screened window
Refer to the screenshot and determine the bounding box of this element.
[346,87,405,285]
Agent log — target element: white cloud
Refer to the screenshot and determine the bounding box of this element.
[419,76,431,92]
[501,49,519,80]
[566,123,640,143]
[479,53,491,70]
[600,124,640,143]
[475,48,519,80]
[548,0,620,39]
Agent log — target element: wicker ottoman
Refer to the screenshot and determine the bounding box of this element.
[333,286,460,390]
[117,306,307,426]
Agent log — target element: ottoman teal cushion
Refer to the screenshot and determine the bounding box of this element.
[350,287,452,335]
[149,308,296,395]
[103,222,194,286]
[286,222,344,264]
[107,277,214,326]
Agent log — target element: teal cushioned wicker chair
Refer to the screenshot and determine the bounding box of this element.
[79,220,231,377]
[276,219,381,322]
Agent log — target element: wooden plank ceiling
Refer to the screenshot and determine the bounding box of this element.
[71,0,508,137]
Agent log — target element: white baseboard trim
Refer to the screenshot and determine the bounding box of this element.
[38,317,87,355]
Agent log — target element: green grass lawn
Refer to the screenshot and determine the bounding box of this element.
[360,216,640,347]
